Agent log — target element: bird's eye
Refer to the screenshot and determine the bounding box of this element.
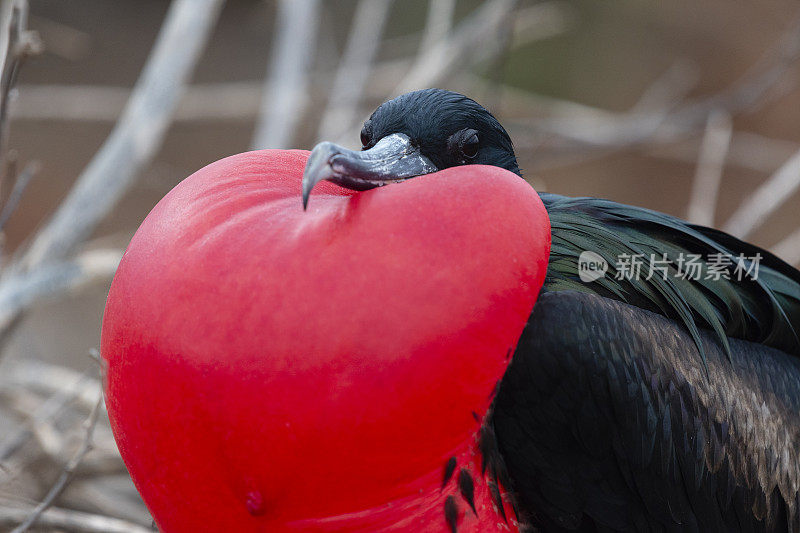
[461,132,479,159]
[360,125,371,149]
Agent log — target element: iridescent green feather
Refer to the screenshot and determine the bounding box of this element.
[541,193,800,363]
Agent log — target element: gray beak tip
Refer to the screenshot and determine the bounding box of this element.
[301,142,339,211]
[300,134,437,210]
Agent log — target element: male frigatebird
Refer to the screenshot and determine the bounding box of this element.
[301,88,800,532]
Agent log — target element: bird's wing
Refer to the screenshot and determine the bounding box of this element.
[540,193,800,363]
[492,290,800,532]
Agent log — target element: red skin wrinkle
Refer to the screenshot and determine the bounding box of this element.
[101,150,551,532]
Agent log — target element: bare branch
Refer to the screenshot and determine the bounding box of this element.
[27,14,90,61]
[14,82,268,122]
[250,0,321,150]
[315,0,393,143]
[61,476,151,525]
[392,0,517,96]
[0,506,153,533]
[679,14,800,120]
[11,71,402,123]
[0,249,122,332]
[0,0,40,252]
[19,0,224,270]
[12,84,132,121]
[723,148,800,238]
[1,360,101,412]
[510,1,574,50]
[647,131,799,175]
[685,110,732,225]
[629,60,699,113]
[773,227,800,267]
[511,16,800,150]
[0,370,92,461]
[0,160,37,230]
[0,0,42,174]
[11,387,102,532]
[418,0,456,57]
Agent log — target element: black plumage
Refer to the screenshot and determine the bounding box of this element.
[444,495,459,533]
[443,456,457,489]
[492,291,800,532]
[458,468,477,515]
[360,89,521,176]
[304,88,800,532]
[542,193,800,361]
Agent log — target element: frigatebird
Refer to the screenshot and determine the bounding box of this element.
[302,89,800,532]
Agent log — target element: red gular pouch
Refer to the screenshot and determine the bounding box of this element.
[101,149,551,532]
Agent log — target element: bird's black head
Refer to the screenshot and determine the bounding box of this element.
[302,89,520,208]
[362,89,520,175]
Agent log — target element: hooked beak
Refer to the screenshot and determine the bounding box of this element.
[301,133,438,209]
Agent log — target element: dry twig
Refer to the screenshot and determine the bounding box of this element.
[685,110,732,226]
[62,478,151,526]
[773,227,800,267]
[0,0,41,176]
[0,369,93,462]
[0,249,122,332]
[251,0,320,150]
[316,0,393,143]
[508,16,800,151]
[418,0,455,54]
[0,160,38,230]
[2,360,101,412]
[393,0,517,96]
[723,148,800,239]
[11,385,102,533]
[19,0,224,270]
[0,506,152,533]
[646,131,799,175]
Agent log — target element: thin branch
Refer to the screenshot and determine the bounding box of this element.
[27,14,91,61]
[0,160,38,230]
[18,0,224,270]
[392,0,517,96]
[510,16,800,150]
[12,84,131,121]
[0,371,91,461]
[0,0,41,176]
[1,360,101,412]
[0,249,122,332]
[61,479,152,526]
[510,1,575,50]
[685,110,732,225]
[479,0,520,110]
[9,6,572,127]
[11,67,403,123]
[250,0,321,150]
[14,82,265,122]
[11,388,102,532]
[315,0,393,143]
[675,14,800,122]
[0,0,39,263]
[646,131,799,175]
[723,148,800,238]
[0,506,153,533]
[772,227,800,267]
[418,0,456,57]
[629,60,699,113]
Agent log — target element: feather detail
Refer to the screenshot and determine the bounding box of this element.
[541,193,800,362]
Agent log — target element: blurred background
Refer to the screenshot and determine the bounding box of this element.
[1,0,800,530]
